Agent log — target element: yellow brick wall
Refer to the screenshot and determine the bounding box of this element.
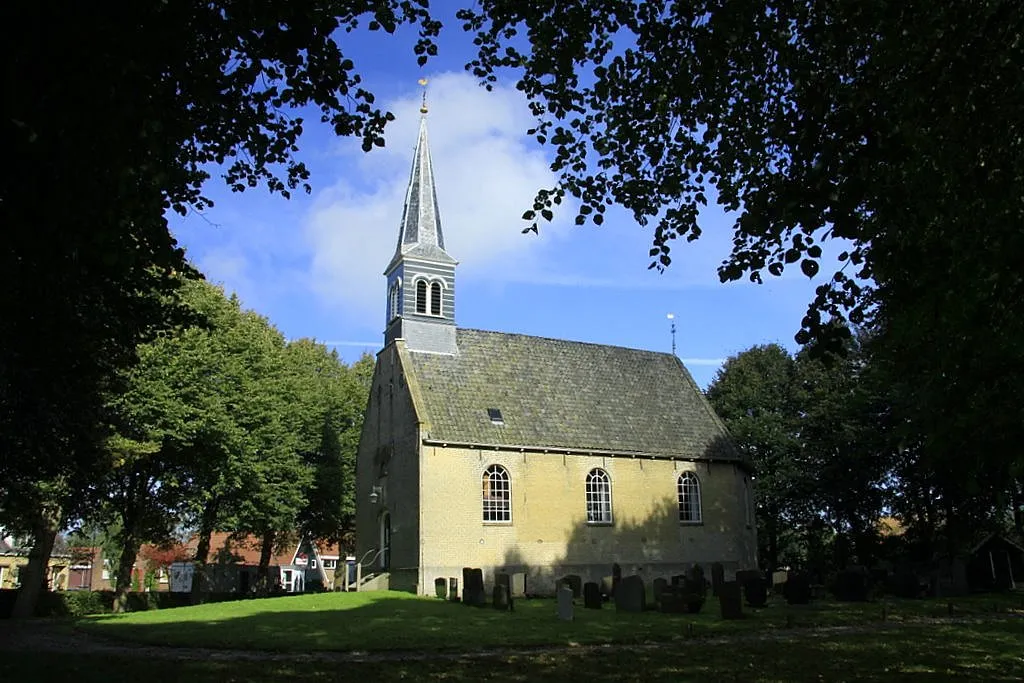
[419,446,757,595]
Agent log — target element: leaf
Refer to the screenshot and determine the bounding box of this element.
[800,259,819,278]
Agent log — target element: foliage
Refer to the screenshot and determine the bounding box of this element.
[2,1,440,616]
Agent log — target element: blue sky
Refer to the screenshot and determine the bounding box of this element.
[169,10,832,389]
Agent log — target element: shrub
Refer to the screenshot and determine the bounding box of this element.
[62,590,109,616]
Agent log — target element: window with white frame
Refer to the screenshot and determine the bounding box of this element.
[677,471,702,524]
[585,468,613,524]
[482,465,511,522]
[388,280,401,320]
[322,559,337,569]
[415,279,428,313]
[430,281,442,316]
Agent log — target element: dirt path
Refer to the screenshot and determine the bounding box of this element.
[1,616,1013,663]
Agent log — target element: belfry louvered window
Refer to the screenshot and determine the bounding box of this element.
[677,472,702,524]
[430,281,442,316]
[585,468,613,524]
[415,279,427,313]
[388,281,401,320]
[482,465,511,522]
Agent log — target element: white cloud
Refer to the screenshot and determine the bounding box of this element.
[306,71,571,317]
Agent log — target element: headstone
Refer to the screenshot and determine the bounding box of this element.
[510,572,527,598]
[448,577,459,602]
[670,574,687,587]
[652,577,669,603]
[583,581,602,609]
[735,569,761,589]
[772,570,788,592]
[557,586,574,621]
[615,575,646,613]
[462,567,486,606]
[600,575,614,597]
[658,585,691,614]
[744,576,768,607]
[711,562,725,597]
[784,572,812,605]
[560,574,582,598]
[612,563,622,597]
[492,584,511,611]
[496,572,511,592]
[434,577,447,599]
[718,580,743,619]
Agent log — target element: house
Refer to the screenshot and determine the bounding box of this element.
[0,534,73,591]
[354,109,758,596]
[967,533,1024,591]
[180,532,342,593]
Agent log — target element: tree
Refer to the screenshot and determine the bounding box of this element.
[458,0,1024,553]
[707,344,803,570]
[2,2,440,617]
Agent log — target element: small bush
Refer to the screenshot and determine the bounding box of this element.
[62,590,109,616]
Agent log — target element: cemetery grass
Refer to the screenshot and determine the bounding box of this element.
[7,618,1024,682]
[70,589,1024,653]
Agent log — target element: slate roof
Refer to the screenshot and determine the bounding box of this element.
[405,329,741,462]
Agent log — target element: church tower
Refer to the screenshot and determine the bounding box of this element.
[383,105,458,355]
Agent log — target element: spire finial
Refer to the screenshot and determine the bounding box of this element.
[418,78,429,114]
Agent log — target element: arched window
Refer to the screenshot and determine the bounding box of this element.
[585,468,612,524]
[388,280,401,320]
[677,472,702,524]
[430,281,442,316]
[415,279,427,314]
[482,465,511,522]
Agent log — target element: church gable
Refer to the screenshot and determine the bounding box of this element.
[405,329,740,462]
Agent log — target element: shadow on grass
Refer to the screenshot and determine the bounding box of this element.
[75,589,1024,655]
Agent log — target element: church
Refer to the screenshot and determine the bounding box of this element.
[355,109,757,596]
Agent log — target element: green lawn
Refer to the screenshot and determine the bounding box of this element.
[8,619,1024,682]
[72,589,1024,653]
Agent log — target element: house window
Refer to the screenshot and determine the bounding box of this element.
[678,472,702,523]
[586,468,613,524]
[430,281,442,316]
[101,559,111,580]
[388,280,401,320]
[322,559,337,570]
[416,279,428,313]
[482,465,511,522]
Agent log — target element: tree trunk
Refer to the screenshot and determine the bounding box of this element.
[11,504,62,618]
[190,497,218,600]
[256,529,275,594]
[112,529,141,613]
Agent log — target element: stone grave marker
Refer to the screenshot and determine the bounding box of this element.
[615,575,646,613]
[652,577,668,604]
[492,584,511,611]
[557,586,574,621]
[718,580,743,619]
[496,572,511,593]
[612,563,622,597]
[583,581,602,609]
[600,575,614,597]
[560,574,583,598]
[744,576,768,607]
[711,562,725,597]
[510,572,527,598]
[784,572,811,605]
[462,567,486,607]
[434,577,447,599]
[448,577,459,602]
[772,570,788,593]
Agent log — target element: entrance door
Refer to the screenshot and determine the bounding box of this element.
[380,512,391,571]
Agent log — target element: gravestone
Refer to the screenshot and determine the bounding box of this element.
[652,577,669,604]
[434,577,447,599]
[718,580,743,619]
[784,572,812,605]
[772,570,788,592]
[492,584,511,611]
[462,567,486,607]
[560,574,582,598]
[496,572,511,593]
[658,585,690,614]
[615,575,646,613]
[448,577,459,602]
[583,581,602,609]
[744,576,768,607]
[671,574,687,587]
[600,575,614,597]
[612,563,622,598]
[510,572,527,599]
[557,586,574,621]
[735,569,761,589]
[711,562,725,597]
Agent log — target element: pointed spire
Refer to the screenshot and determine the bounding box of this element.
[387,104,455,272]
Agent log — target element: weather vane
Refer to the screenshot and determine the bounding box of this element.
[418,78,429,114]
[667,313,676,356]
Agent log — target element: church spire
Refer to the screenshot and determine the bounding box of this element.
[382,88,458,355]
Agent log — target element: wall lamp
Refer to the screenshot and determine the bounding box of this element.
[369,486,383,504]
